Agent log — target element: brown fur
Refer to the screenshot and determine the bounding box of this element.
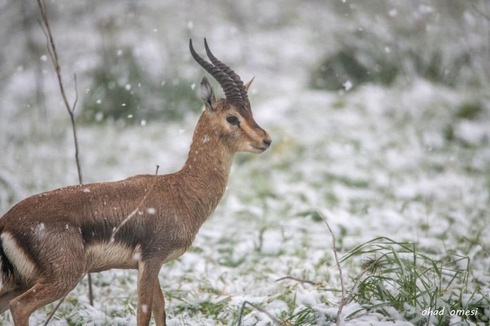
[0,82,271,324]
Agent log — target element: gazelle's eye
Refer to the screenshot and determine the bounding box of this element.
[226,115,240,126]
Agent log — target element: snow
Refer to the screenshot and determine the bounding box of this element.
[454,120,489,146]
[342,80,353,91]
[36,223,47,240]
[1,1,489,325]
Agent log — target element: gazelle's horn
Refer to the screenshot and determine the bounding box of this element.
[203,38,249,107]
[189,39,244,105]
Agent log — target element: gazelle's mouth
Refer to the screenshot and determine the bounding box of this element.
[250,136,271,153]
[250,144,269,153]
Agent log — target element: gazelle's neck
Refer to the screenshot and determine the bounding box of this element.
[179,112,234,220]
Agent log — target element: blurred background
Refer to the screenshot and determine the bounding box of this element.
[1,0,488,122]
[1,0,489,202]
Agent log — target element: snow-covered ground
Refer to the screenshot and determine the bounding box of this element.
[1,1,489,325]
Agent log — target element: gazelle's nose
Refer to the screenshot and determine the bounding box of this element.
[263,137,272,149]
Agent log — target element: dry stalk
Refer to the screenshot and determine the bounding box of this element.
[110,166,160,241]
[36,0,93,315]
[275,276,316,286]
[237,301,287,326]
[320,212,346,326]
[320,211,379,324]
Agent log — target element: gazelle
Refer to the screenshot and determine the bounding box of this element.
[0,39,271,326]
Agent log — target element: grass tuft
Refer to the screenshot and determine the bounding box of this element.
[341,237,489,325]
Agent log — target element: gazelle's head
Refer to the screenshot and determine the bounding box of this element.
[190,39,271,154]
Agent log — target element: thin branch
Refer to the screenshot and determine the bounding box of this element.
[275,276,316,286]
[43,271,93,326]
[37,0,83,184]
[321,211,379,325]
[71,74,83,184]
[110,166,160,242]
[37,0,74,116]
[321,212,346,326]
[36,0,92,312]
[43,294,67,326]
[237,301,286,326]
[472,3,490,21]
[344,269,370,307]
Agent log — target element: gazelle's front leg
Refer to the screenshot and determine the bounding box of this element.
[137,259,163,326]
[152,278,166,326]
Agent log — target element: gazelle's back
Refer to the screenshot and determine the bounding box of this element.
[0,174,196,274]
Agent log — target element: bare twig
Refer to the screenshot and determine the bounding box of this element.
[343,268,370,307]
[321,211,380,324]
[472,3,490,21]
[275,276,316,286]
[37,0,83,184]
[43,271,96,326]
[237,301,286,326]
[36,0,93,313]
[111,165,160,241]
[321,212,346,326]
[43,293,67,326]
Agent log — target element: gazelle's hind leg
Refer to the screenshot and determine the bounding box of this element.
[152,278,166,326]
[8,226,86,325]
[10,273,83,326]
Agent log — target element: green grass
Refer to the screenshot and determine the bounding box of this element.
[340,237,489,325]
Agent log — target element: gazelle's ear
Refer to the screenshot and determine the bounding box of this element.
[200,77,216,110]
[244,76,255,92]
